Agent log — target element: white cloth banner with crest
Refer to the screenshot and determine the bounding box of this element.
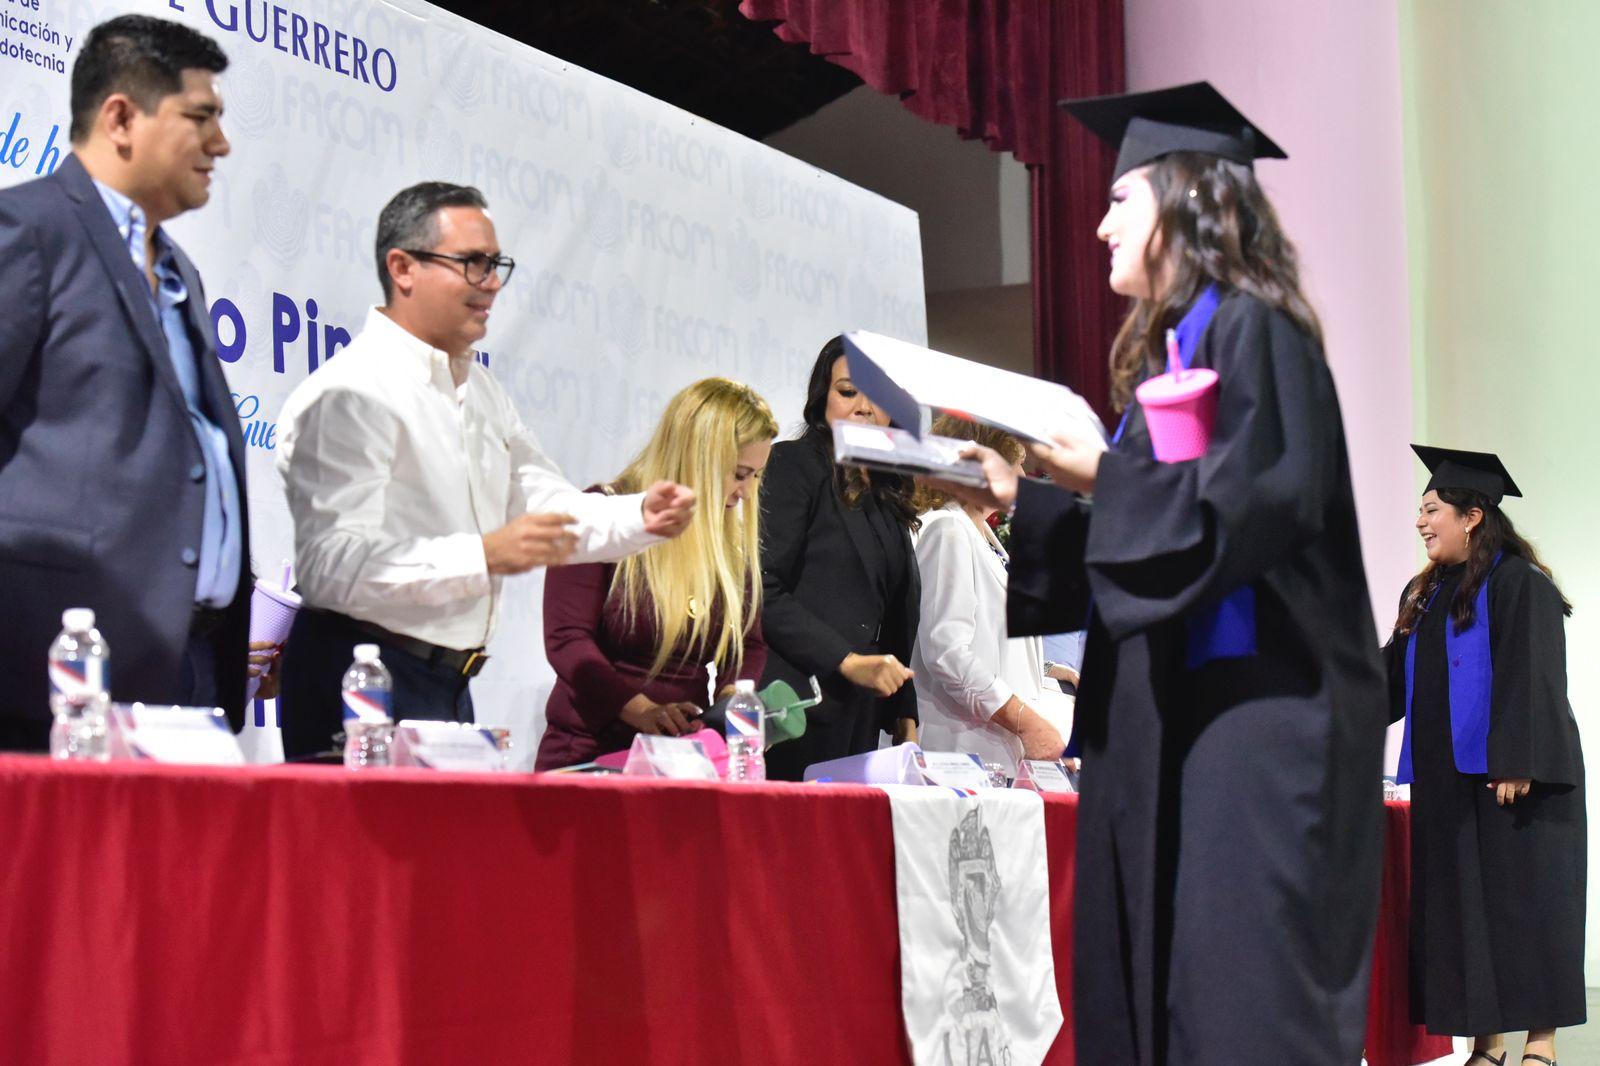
[882,786,1063,1066]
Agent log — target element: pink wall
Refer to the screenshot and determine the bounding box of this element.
[1123,0,1416,642]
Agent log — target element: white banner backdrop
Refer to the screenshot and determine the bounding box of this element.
[0,0,927,764]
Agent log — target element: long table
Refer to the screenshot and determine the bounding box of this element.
[0,757,1449,1065]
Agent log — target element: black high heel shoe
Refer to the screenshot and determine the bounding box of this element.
[1522,1054,1558,1066]
[1465,1053,1505,1066]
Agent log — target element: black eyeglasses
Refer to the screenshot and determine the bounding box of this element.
[403,249,516,286]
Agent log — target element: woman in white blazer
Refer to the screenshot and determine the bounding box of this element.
[911,417,1068,776]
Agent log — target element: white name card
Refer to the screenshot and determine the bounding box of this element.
[110,704,245,765]
[393,720,505,772]
[1013,759,1076,794]
[621,733,719,781]
[913,749,995,790]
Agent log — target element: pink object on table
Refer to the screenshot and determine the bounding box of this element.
[1135,367,1219,463]
[245,582,300,702]
[593,727,729,777]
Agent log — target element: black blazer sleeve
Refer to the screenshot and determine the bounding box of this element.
[886,525,920,725]
[758,441,855,681]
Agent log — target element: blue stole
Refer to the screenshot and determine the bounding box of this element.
[1066,287,1243,758]
[1110,285,1256,669]
[1396,552,1501,784]
[1109,285,1222,446]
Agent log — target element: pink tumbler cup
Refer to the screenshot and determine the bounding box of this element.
[1134,367,1219,463]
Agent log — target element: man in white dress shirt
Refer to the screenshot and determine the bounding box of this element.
[275,182,695,757]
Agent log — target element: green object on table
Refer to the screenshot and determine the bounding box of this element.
[764,705,807,744]
[759,678,816,744]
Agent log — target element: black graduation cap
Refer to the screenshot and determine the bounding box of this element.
[1058,81,1287,181]
[1410,445,1521,505]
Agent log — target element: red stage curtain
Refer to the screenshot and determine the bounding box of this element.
[738,0,1126,421]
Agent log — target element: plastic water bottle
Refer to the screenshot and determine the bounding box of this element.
[341,644,393,769]
[724,679,766,782]
[48,608,111,761]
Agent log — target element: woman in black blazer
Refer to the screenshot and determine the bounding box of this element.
[758,338,921,781]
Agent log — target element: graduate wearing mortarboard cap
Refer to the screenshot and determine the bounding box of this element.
[1385,446,1585,1063]
[936,82,1389,1064]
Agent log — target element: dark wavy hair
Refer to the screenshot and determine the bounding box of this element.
[800,337,919,531]
[1394,487,1571,635]
[1109,152,1323,410]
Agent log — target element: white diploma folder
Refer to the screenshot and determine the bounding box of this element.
[841,330,1108,449]
[830,422,988,486]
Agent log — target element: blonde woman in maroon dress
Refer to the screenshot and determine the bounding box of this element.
[536,378,778,769]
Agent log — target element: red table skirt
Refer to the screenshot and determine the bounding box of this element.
[0,758,1448,1065]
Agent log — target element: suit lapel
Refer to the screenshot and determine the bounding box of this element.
[833,490,885,591]
[172,245,247,487]
[55,157,250,591]
[54,155,190,419]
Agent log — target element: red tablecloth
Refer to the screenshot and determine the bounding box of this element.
[0,758,1448,1065]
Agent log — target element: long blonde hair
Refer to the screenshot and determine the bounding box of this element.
[610,378,779,678]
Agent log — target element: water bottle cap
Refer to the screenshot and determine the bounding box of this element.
[353,643,381,663]
[62,608,95,630]
[734,679,756,694]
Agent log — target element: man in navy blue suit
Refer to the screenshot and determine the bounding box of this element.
[0,15,250,749]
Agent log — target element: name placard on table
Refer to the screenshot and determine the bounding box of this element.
[393,720,505,772]
[912,749,995,790]
[1012,759,1077,794]
[621,734,720,781]
[110,704,245,765]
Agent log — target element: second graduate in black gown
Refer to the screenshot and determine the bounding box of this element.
[1385,447,1585,1055]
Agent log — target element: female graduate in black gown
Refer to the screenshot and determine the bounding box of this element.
[1386,446,1585,1066]
[942,83,1389,1064]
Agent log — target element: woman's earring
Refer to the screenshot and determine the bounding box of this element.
[1465,527,1473,552]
